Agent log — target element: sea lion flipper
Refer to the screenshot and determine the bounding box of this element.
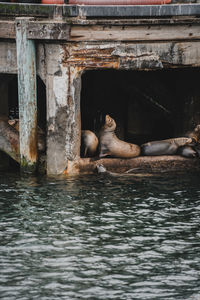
[99,151,110,158]
[84,147,88,157]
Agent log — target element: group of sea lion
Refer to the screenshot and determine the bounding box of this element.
[3,115,200,160]
[82,114,141,159]
[82,114,200,159]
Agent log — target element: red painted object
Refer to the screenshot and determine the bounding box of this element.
[68,0,171,4]
[41,0,64,4]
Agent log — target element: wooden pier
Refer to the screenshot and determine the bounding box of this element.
[1,3,200,175]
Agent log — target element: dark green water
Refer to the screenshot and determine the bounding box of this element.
[0,171,200,300]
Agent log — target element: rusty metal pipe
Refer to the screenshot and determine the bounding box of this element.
[68,0,171,5]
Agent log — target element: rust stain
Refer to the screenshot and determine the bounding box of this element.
[63,57,119,69]
[28,117,38,162]
[8,118,38,162]
[63,161,69,175]
[67,96,73,108]
[28,132,37,161]
[71,47,114,57]
[62,44,121,70]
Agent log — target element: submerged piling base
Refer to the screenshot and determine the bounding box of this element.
[70,156,200,175]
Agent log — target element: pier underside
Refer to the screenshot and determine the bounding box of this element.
[1,3,200,175]
[81,68,200,147]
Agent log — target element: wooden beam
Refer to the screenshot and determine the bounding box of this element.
[1,19,200,41]
[16,17,38,173]
[46,63,82,175]
[64,4,200,18]
[0,117,20,164]
[0,21,15,39]
[27,22,70,40]
[73,156,200,174]
[70,24,200,42]
[0,20,70,40]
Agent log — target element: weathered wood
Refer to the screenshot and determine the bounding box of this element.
[2,20,200,42]
[0,117,46,172]
[0,20,70,40]
[70,24,200,42]
[28,22,70,40]
[63,4,200,18]
[1,18,200,40]
[8,119,46,153]
[0,3,200,19]
[45,44,81,175]
[0,3,63,18]
[0,42,17,74]
[0,21,15,39]
[0,117,20,164]
[63,41,200,69]
[16,17,38,172]
[67,17,200,26]
[71,156,200,174]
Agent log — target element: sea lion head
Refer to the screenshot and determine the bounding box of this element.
[8,119,19,131]
[103,115,116,132]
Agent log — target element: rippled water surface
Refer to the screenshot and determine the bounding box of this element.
[0,170,200,300]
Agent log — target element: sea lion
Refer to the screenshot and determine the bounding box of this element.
[141,137,193,156]
[176,124,200,158]
[96,164,151,177]
[99,115,140,158]
[81,130,98,157]
[8,119,45,152]
[186,124,200,143]
[194,143,200,157]
[177,145,197,158]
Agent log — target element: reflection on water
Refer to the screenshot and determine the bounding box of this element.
[0,171,200,300]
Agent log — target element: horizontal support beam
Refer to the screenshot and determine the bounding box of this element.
[1,3,200,19]
[1,19,200,41]
[0,20,70,40]
[28,22,70,40]
[0,21,15,39]
[70,23,200,41]
[73,156,200,174]
[0,3,58,17]
[0,3,78,18]
[66,3,200,17]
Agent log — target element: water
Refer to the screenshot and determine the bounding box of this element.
[0,170,200,300]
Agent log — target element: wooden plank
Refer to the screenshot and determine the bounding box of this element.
[70,24,200,42]
[16,17,38,173]
[0,42,17,74]
[0,3,59,18]
[69,17,200,26]
[27,22,70,40]
[1,19,200,41]
[0,20,70,40]
[0,21,15,39]
[76,156,200,174]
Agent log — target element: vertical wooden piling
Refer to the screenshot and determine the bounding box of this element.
[46,65,81,175]
[45,44,82,175]
[16,18,38,172]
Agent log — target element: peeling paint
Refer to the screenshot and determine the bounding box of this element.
[16,18,38,172]
[53,68,69,108]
